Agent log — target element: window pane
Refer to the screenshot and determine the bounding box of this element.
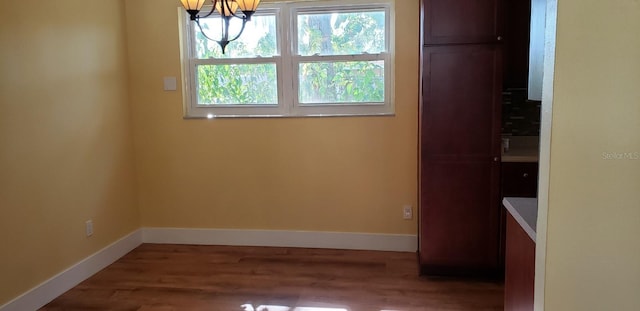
[197,64,278,105]
[195,14,277,59]
[297,11,385,56]
[299,61,384,104]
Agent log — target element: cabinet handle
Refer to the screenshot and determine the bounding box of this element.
[497,36,503,41]
[494,157,499,162]
[523,173,529,178]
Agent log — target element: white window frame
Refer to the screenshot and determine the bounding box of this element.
[179,0,395,118]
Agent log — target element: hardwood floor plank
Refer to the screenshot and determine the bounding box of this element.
[41,244,503,311]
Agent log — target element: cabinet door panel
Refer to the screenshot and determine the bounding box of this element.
[420,160,501,273]
[503,0,531,89]
[501,162,539,197]
[421,45,502,157]
[504,213,535,311]
[419,44,502,275]
[423,0,502,45]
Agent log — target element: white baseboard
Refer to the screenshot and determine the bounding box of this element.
[0,230,142,311]
[142,228,417,252]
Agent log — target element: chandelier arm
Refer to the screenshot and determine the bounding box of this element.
[226,17,248,43]
[190,1,252,54]
[223,0,242,19]
[198,0,219,19]
[222,15,231,42]
[215,16,246,54]
[193,15,234,54]
[215,15,232,54]
[194,19,222,42]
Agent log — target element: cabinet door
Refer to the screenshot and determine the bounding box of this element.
[499,162,539,272]
[501,162,539,197]
[421,45,502,156]
[423,0,503,45]
[421,160,501,274]
[503,0,531,89]
[504,213,535,311]
[419,45,502,275]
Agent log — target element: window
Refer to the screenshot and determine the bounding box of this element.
[180,0,394,118]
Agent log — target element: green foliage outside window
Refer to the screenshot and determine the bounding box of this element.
[194,10,386,105]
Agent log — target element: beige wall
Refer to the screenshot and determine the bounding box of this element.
[125,0,420,234]
[0,0,139,305]
[541,0,640,310]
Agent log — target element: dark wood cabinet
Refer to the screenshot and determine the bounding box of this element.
[421,45,502,156]
[503,0,532,89]
[501,162,539,197]
[504,213,535,311]
[422,0,503,45]
[499,162,539,270]
[420,159,501,275]
[419,0,503,276]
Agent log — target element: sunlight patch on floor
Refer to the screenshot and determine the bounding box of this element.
[241,304,403,311]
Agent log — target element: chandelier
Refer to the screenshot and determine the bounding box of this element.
[180,0,262,54]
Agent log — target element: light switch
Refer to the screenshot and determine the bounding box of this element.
[163,76,177,91]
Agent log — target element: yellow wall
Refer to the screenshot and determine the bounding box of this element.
[125,0,420,234]
[0,0,139,305]
[542,0,640,310]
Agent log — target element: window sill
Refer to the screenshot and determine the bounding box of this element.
[182,112,396,119]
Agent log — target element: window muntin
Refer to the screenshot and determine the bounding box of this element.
[181,1,394,118]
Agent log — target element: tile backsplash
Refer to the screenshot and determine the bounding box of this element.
[502,88,541,136]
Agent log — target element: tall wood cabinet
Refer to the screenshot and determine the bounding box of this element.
[419,0,503,276]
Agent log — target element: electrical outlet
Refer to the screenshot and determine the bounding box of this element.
[403,205,413,220]
[85,220,94,237]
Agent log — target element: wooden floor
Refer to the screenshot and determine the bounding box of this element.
[42,244,504,311]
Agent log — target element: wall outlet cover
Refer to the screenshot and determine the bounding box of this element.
[403,205,413,220]
[85,220,94,237]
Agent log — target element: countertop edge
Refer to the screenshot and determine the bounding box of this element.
[502,198,537,242]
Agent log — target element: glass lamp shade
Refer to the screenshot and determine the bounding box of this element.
[236,0,261,12]
[180,0,206,11]
[215,0,239,16]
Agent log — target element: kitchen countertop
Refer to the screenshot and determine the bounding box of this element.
[502,197,538,242]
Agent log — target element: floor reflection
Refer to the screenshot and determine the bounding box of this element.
[241,304,350,311]
[41,244,504,311]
